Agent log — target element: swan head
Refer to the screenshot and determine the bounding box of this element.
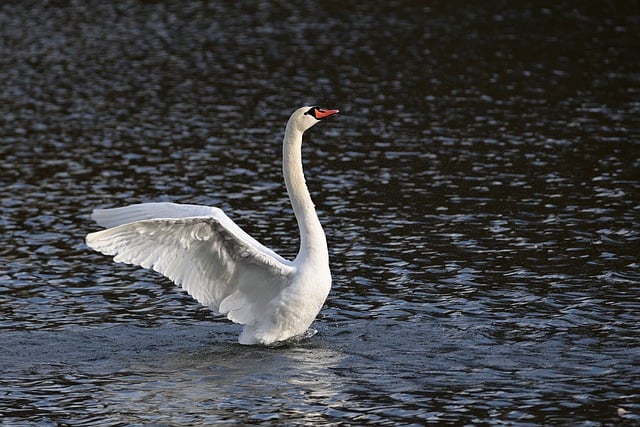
[288,106,339,133]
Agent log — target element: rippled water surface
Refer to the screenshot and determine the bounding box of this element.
[2,1,639,425]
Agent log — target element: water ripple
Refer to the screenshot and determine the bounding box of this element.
[2,1,639,425]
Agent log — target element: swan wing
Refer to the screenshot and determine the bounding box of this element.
[86,206,295,326]
[91,202,221,228]
[90,202,288,265]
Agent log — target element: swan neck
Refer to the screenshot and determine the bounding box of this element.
[283,124,327,261]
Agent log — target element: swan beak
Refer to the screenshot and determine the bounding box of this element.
[315,108,340,120]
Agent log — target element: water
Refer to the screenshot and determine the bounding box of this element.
[1,1,639,425]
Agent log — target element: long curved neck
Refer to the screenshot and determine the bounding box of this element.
[282,123,328,263]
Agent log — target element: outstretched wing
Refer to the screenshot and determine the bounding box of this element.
[85,203,295,326]
[91,202,223,228]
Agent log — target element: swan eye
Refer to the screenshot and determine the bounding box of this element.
[304,107,319,118]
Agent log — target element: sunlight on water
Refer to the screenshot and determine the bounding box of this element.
[1,1,639,425]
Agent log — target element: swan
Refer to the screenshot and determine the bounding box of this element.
[85,106,339,345]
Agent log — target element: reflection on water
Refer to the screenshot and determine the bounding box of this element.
[2,325,345,424]
[2,1,639,425]
[101,333,346,424]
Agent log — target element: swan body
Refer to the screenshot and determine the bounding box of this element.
[86,106,338,345]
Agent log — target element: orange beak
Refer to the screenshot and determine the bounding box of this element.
[314,108,340,119]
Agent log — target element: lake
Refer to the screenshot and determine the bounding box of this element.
[1,1,639,425]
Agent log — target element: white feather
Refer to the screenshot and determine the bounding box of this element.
[86,214,294,326]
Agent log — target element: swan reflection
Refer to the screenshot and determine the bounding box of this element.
[99,339,345,423]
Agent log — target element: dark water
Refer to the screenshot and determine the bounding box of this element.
[2,1,639,425]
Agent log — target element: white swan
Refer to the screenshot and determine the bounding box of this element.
[86,106,338,345]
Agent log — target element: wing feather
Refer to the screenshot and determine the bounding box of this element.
[91,202,221,228]
[91,202,289,265]
[86,208,295,326]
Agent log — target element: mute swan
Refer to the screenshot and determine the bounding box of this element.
[86,106,338,345]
